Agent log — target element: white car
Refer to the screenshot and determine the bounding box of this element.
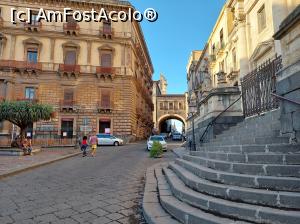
[147,135,167,151]
[96,134,124,146]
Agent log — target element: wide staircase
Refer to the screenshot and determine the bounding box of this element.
[152,110,300,224]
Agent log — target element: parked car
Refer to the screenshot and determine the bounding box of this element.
[147,135,167,151]
[172,132,182,141]
[160,133,168,139]
[96,134,124,146]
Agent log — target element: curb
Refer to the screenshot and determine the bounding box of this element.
[142,162,180,224]
[0,151,81,180]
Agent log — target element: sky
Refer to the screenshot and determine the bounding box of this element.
[130,0,226,94]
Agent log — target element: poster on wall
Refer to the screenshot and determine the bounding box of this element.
[105,128,111,134]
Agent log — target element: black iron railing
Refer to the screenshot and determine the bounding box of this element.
[199,95,242,143]
[241,55,282,117]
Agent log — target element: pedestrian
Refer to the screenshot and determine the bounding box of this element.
[81,136,88,157]
[89,132,98,157]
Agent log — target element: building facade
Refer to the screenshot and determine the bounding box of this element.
[0,0,154,146]
[186,0,299,145]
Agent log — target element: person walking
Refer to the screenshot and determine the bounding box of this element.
[81,136,88,157]
[89,132,98,157]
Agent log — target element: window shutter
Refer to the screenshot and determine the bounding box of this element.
[65,51,76,65]
[101,53,112,67]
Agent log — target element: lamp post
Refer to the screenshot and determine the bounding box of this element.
[188,112,196,151]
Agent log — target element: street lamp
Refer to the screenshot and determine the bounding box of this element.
[188,111,196,151]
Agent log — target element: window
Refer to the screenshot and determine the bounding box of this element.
[179,103,183,110]
[25,87,35,100]
[103,20,112,34]
[101,89,111,108]
[27,49,38,63]
[64,89,74,101]
[30,12,39,26]
[169,102,174,110]
[64,50,76,65]
[0,7,2,17]
[101,51,112,67]
[212,44,216,54]
[160,102,164,110]
[258,5,266,33]
[219,60,225,72]
[232,48,237,70]
[220,29,224,46]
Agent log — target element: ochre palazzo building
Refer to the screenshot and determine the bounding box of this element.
[0,0,154,145]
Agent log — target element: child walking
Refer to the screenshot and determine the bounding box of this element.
[81,136,88,157]
[89,132,98,157]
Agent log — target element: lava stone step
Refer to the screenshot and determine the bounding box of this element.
[169,162,300,209]
[190,151,300,165]
[164,167,300,224]
[183,154,300,177]
[175,158,300,191]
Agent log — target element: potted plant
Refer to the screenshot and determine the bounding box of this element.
[149,141,163,158]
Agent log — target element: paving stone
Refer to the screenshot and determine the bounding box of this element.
[0,144,177,224]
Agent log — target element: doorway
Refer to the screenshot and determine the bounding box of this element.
[61,119,74,138]
[99,120,111,134]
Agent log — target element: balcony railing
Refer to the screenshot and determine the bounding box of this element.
[97,101,113,113]
[59,100,77,111]
[96,66,120,75]
[0,60,42,70]
[63,22,80,35]
[99,27,115,38]
[59,64,80,73]
[24,21,42,31]
[16,98,39,103]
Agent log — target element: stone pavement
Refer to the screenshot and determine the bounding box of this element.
[0,148,80,177]
[0,142,178,224]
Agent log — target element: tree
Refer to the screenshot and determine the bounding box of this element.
[0,101,54,146]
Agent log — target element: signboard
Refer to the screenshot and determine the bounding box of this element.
[26,132,31,137]
[38,125,55,131]
[80,126,92,132]
[82,118,90,126]
[63,132,68,137]
[105,128,111,134]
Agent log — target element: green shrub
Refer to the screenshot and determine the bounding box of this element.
[149,141,163,158]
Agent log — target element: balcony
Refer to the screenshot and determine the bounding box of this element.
[24,21,42,32]
[59,64,80,78]
[216,42,226,55]
[63,22,80,35]
[59,100,77,112]
[216,71,227,84]
[0,60,42,73]
[97,101,113,114]
[99,27,114,39]
[95,67,120,80]
[227,70,239,80]
[16,98,39,103]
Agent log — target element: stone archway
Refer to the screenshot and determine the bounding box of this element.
[157,114,186,134]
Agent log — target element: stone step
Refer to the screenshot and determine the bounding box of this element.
[175,159,300,191]
[169,162,300,209]
[190,151,300,165]
[215,130,281,141]
[164,167,300,224]
[197,144,300,154]
[155,168,250,224]
[183,154,300,177]
[209,136,290,146]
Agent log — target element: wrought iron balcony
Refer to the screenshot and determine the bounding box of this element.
[24,21,42,32]
[97,101,113,113]
[63,22,80,35]
[59,64,80,73]
[99,27,115,39]
[0,60,42,71]
[16,98,39,103]
[59,100,77,111]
